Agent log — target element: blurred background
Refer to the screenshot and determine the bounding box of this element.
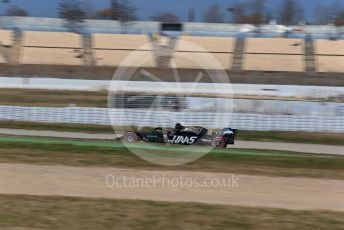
[0,0,344,132]
[0,1,344,229]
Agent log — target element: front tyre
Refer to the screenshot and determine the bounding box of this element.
[123,132,138,143]
[211,136,226,148]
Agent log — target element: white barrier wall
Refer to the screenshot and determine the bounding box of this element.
[1,77,344,99]
[0,106,344,133]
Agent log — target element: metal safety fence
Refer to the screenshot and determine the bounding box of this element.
[0,105,344,133]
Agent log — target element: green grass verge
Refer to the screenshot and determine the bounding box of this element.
[0,136,343,179]
[0,195,343,230]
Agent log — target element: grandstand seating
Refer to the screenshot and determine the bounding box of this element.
[314,40,344,55]
[0,29,340,72]
[20,31,83,65]
[245,38,304,54]
[92,34,152,50]
[243,38,305,72]
[173,36,234,69]
[316,56,344,73]
[314,40,344,73]
[244,54,304,72]
[176,36,235,52]
[0,29,13,47]
[92,34,156,67]
[93,50,156,67]
[172,52,232,70]
[23,31,82,48]
[0,52,7,63]
[21,47,83,65]
[0,30,12,63]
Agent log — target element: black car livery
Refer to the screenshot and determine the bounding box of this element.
[120,123,237,148]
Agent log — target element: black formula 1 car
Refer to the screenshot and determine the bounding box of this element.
[120,123,237,148]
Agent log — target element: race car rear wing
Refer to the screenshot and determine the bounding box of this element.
[222,128,238,145]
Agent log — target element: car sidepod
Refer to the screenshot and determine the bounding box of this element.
[167,131,201,145]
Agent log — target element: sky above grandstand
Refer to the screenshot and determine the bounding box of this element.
[0,0,343,23]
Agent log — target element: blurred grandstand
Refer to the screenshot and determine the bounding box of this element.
[0,15,344,122]
[0,16,344,83]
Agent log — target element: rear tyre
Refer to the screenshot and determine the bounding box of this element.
[211,136,226,148]
[123,132,138,143]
